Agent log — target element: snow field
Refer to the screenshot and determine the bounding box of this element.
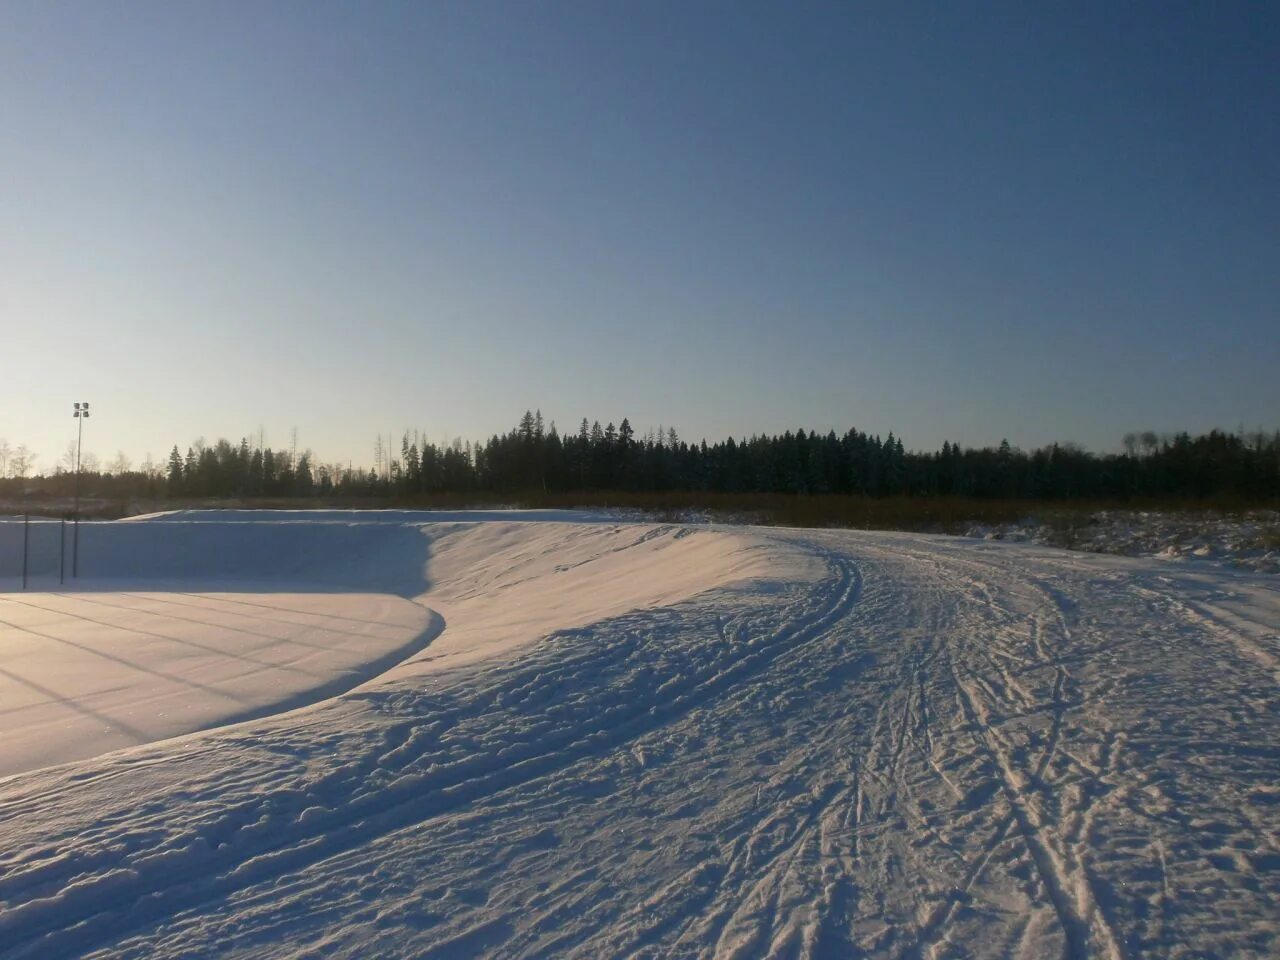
[0,514,770,780]
[0,589,437,777]
[0,513,1277,958]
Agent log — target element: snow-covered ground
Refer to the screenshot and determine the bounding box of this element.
[967,509,1280,575]
[0,588,435,778]
[0,512,763,779]
[1,511,1277,958]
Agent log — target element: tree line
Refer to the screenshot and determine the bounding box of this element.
[2,415,1278,503]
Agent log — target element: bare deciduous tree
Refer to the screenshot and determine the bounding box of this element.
[10,445,35,479]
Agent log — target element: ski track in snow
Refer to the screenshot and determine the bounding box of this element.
[0,517,1278,959]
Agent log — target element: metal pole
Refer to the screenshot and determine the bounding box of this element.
[60,516,66,584]
[73,413,83,578]
[22,513,29,591]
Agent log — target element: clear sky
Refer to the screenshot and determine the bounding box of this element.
[2,1,1277,471]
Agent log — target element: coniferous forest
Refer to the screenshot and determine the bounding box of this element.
[3,413,1278,507]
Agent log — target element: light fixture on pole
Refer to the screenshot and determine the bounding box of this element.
[73,402,90,577]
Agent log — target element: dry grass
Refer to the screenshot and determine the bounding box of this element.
[1258,525,1280,550]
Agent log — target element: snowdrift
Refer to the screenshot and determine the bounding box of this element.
[0,512,782,778]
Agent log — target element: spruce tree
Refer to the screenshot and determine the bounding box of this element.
[166,446,184,496]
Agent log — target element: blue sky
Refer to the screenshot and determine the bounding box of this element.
[2,1,1276,470]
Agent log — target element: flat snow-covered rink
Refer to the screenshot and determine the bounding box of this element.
[1,511,1278,958]
[0,590,432,777]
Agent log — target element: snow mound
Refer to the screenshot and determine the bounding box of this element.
[0,512,783,779]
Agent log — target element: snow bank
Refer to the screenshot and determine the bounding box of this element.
[392,519,790,674]
[0,512,784,779]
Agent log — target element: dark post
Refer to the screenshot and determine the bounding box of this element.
[60,516,66,585]
[22,513,29,591]
[72,401,90,578]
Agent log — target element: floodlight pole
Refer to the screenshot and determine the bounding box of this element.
[72,402,90,578]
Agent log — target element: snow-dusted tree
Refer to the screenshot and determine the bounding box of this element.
[109,451,133,475]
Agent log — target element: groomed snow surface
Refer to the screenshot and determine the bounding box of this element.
[1,511,1277,958]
